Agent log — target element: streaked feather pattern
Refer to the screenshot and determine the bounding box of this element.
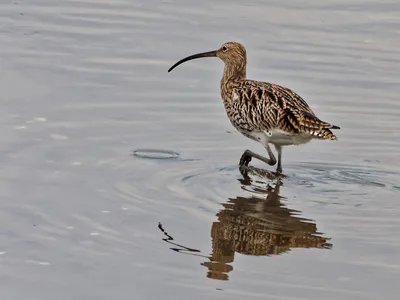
[222,79,340,142]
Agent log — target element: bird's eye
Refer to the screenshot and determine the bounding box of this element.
[222,46,228,52]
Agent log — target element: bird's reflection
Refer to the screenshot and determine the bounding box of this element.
[158,166,332,281]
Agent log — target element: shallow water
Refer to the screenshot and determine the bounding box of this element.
[1,0,399,299]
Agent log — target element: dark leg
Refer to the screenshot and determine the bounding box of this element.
[239,144,277,167]
[274,145,283,173]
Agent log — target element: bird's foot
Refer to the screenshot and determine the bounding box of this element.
[239,150,252,167]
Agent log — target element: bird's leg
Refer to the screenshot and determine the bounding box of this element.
[274,145,283,174]
[239,145,277,167]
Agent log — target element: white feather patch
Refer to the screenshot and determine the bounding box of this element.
[232,92,239,101]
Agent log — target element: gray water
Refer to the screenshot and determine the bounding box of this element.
[1,0,400,299]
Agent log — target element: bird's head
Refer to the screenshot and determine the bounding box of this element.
[168,42,247,73]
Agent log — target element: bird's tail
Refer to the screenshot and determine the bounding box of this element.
[280,109,340,140]
[315,128,338,140]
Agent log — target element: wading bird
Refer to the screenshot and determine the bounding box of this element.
[168,42,340,174]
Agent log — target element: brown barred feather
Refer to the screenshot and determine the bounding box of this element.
[224,80,340,140]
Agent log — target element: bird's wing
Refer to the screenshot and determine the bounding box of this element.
[262,82,315,114]
[233,80,339,138]
[278,108,339,139]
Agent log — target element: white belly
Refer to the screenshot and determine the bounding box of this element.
[242,129,313,147]
[265,129,313,146]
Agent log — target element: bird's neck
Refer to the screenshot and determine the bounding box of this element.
[220,63,246,102]
[222,62,246,82]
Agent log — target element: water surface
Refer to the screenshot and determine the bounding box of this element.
[0,0,399,299]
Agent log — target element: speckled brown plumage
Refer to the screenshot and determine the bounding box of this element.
[168,41,340,173]
[203,182,331,280]
[222,80,339,139]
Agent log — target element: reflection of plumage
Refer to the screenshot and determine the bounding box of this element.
[203,182,332,280]
[168,42,340,173]
[211,199,330,257]
[158,173,333,281]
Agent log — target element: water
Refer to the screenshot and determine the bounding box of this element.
[1,0,399,299]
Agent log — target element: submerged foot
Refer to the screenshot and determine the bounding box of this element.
[276,166,282,174]
[239,164,284,181]
[272,170,287,178]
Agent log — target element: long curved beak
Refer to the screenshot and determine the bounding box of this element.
[168,50,217,72]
